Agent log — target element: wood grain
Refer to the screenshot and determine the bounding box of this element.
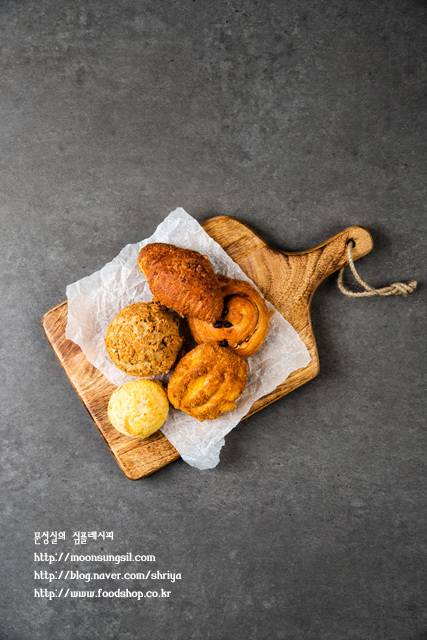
[42,217,373,479]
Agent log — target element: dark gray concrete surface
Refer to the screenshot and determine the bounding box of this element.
[1,1,426,639]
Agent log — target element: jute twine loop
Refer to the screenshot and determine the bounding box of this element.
[338,241,418,298]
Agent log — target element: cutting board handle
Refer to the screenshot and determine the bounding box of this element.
[282,224,374,296]
[202,217,374,333]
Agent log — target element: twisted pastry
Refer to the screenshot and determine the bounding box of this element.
[138,243,223,322]
[167,343,248,421]
[188,276,272,358]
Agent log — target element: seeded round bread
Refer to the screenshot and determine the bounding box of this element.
[105,302,183,377]
[108,379,169,438]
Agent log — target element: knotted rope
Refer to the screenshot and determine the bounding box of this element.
[338,241,418,297]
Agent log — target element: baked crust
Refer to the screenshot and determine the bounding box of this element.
[167,343,248,421]
[105,302,183,377]
[137,243,223,322]
[108,379,169,438]
[188,276,273,358]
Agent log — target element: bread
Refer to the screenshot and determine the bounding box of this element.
[108,379,169,438]
[105,302,183,376]
[188,276,273,358]
[167,343,248,421]
[138,243,223,322]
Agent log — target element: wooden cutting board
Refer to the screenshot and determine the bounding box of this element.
[42,216,373,479]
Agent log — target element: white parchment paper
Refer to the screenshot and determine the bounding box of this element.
[66,208,311,469]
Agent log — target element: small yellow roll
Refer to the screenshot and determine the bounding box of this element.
[107,379,169,439]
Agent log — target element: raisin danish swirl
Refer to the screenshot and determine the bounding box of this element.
[188,276,273,359]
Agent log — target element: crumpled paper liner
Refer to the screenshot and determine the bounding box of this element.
[66,208,311,469]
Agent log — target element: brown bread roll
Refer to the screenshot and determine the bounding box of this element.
[138,243,223,322]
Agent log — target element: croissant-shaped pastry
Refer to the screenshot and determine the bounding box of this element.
[167,343,248,421]
[188,276,272,358]
[138,243,223,322]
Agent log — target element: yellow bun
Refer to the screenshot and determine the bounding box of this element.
[107,379,169,439]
